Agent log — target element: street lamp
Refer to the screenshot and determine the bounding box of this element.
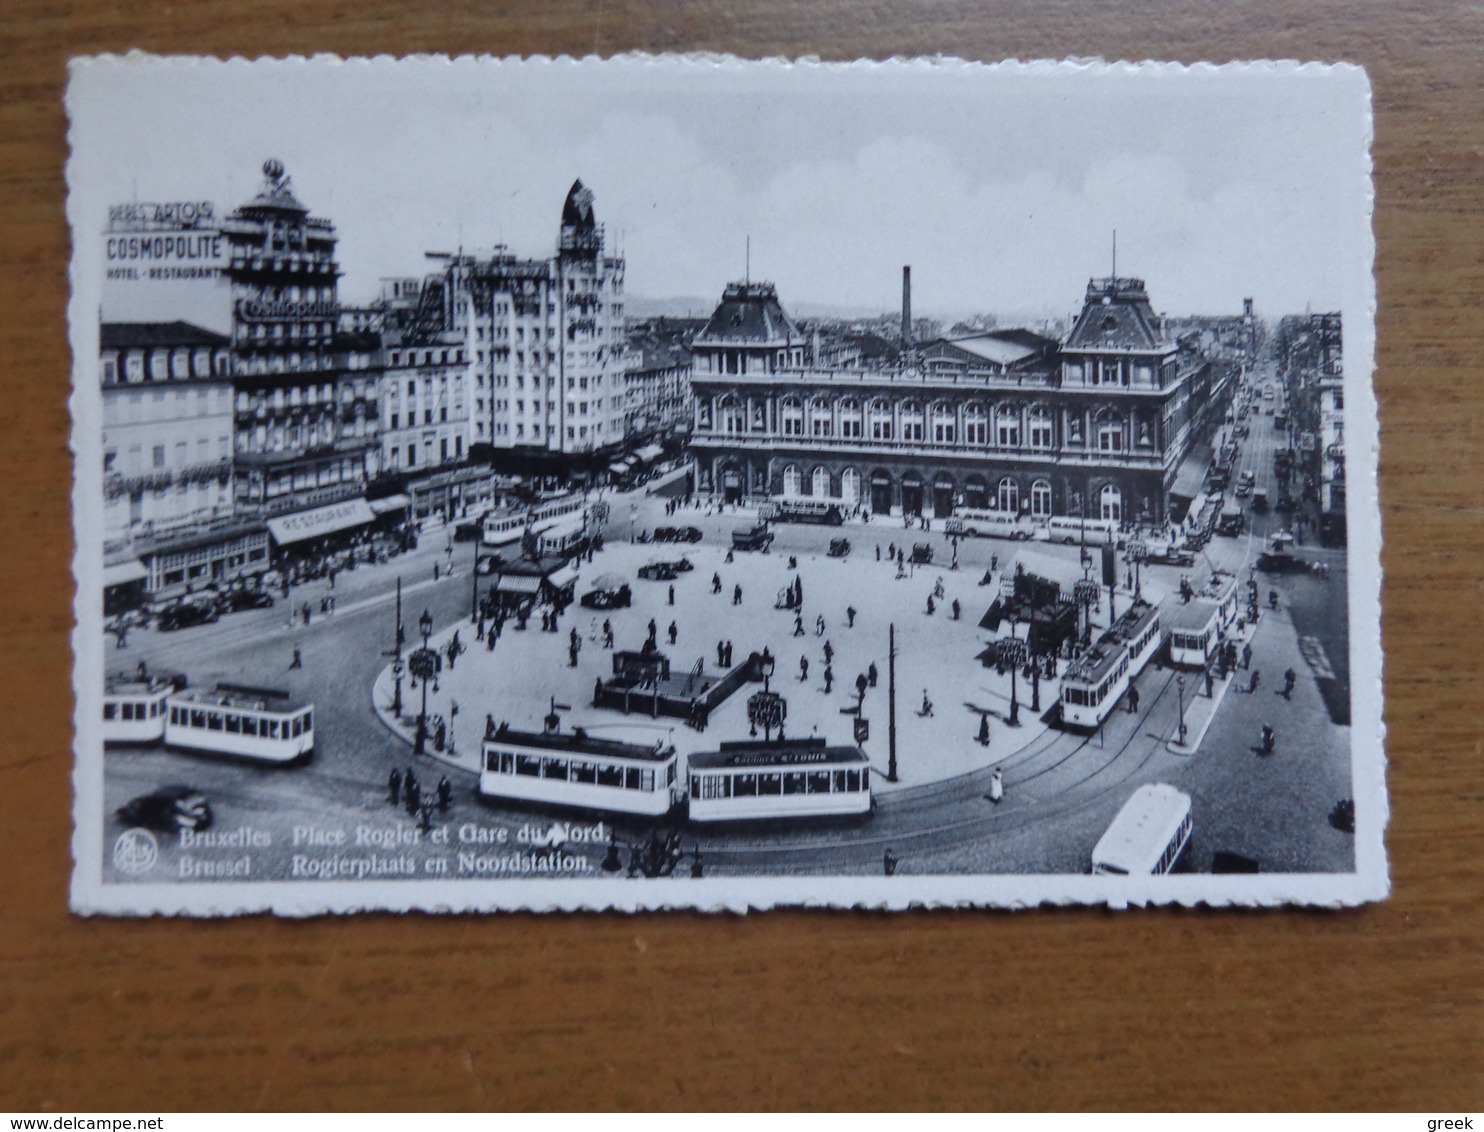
[1176,674,1188,745]
[999,635,1026,728]
[1126,539,1147,599]
[747,689,787,741]
[1073,579,1100,645]
[758,650,776,694]
[410,609,437,756]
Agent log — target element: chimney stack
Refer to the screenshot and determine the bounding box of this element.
[901,265,912,348]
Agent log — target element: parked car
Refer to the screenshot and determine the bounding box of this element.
[651,526,679,543]
[651,526,703,544]
[221,589,274,612]
[731,525,774,552]
[910,542,934,564]
[827,537,851,558]
[580,583,632,610]
[156,600,220,631]
[1256,551,1308,574]
[1235,482,1252,499]
[116,785,213,833]
[637,561,680,581]
[1144,547,1197,568]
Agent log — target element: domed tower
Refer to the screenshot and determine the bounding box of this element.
[558,179,603,264]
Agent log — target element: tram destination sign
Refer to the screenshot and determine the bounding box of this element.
[65,53,1386,916]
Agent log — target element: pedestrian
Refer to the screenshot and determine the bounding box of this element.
[711,572,722,594]
[114,621,129,648]
[667,621,678,645]
[921,689,933,717]
[433,562,440,581]
[794,613,805,637]
[1241,643,1253,670]
[388,767,403,805]
[951,599,961,621]
[724,641,733,667]
[487,626,497,651]
[815,614,825,636]
[436,776,452,812]
[977,713,990,746]
[405,777,422,816]
[733,584,742,605]
[302,602,312,626]
[1268,589,1279,610]
[990,553,999,574]
[717,640,727,667]
[988,767,1004,804]
[1248,668,1262,695]
[823,640,834,664]
[594,676,605,705]
[883,848,898,876]
[855,672,869,700]
[1205,668,1215,697]
[1127,685,1140,714]
[1283,667,1297,699]
[933,577,945,600]
[926,594,935,616]
[486,713,497,738]
[668,583,675,606]
[647,617,657,641]
[799,656,810,682]
[868,662,879,688]
[875,545,881,562]
[823,665,834,693]
[290,644,303,670]
[603,620,614,649]
[846,605,857,628]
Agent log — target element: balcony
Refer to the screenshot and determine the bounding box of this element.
[689,430,1167,469]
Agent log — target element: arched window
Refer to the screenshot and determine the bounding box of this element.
[811,466,831,498]
[869,399,894,441]
[964,475,988,510]
[963,403,988,445]
[1031,478,1053,517]
[997,477,1020,513]
[781,398,803,438]
[720,395,745,435]
[782,464,802,496]
[1100,484,1123,522]
[839,399,863,439]
[931,402,956,445]
[809,398,834,438]
[900,401,924,442]
[996,405,1021,448]
[840,468,861,504]
[1096,412,1125,453]
[1028,405,1054,449]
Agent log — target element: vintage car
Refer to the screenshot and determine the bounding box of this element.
[116,785,214,833]
[731,525,774,552]
[579,581,633,609]
[1256,551,1309,574]
[827,537,851,558]
[652,525,703,544]
[1143,546,1197,568]
[221,589,275,612]
[156,600,221,631]
[909,542,934,565]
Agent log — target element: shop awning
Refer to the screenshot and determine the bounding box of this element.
[546,565,579,590]
[1169,443,1213,502]
[103,557,148,587]
[368,494,411,514]
[266,498,376,545]
[634,444,664,463]
[494,574,543,595]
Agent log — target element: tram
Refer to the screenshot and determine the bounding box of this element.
[1091,783,1193,876]
[481,492,588,549]
[686,738,873,822]
[479,724,680,817]
[164,683,315,764]
[534,515,590,560]
[103,672,183,745]
[1059,599,1161,730]
[1167,571,1239,668]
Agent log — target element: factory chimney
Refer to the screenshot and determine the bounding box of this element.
[901,265,912,349]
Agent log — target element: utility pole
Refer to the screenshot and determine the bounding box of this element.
[887,622,898,783]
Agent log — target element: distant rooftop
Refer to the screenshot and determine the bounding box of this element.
[100,322,230,350]
[1065,276,1171,353]
[695,282,802,347]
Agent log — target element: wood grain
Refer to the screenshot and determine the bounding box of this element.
[1,0,1480,1111]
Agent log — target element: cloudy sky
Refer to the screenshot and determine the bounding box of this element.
[70,55,1372,323]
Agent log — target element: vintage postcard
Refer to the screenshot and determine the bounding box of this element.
[66,54,1385,914]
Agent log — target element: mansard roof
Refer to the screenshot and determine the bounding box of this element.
[1065,276,1171,353]
[100,321,231,350]
[695,282,801,347]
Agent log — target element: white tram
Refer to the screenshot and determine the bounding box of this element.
[534,515,589,560]
[1060,600,1161,730]
[164,683,315,764]
[687,738,873,822]
[1091,783,1193,876]
[479,724,680,817]
[103,673,182,745]
[1166,572,1239,668]
[481,492,588,549]
[481,504,529,548]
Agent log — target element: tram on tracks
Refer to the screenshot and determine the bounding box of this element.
[103,671,184,745]
[1091,783,1193,876]
[686,738,873,823]
[1059,598,1161,730]
[479,724,680,817]
[481,492,588,549]
[1167,571,1240,668]
[164,683,315,764]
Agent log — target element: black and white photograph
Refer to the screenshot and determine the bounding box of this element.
[66,54,1385,914]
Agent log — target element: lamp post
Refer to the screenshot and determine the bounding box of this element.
[1000,634,1026,728]
[747,689,786,741]
[1176,674,1188,745]
[1073,579,1100,646]
[1126,539,1147,599]
[392,575,404,718]
[410,609,436,756]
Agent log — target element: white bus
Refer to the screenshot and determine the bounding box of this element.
[103,673,181,745]
[479,724,680,817]
[758,497,846,526]
[1046,516,1118,545]
[687,739,873,822]
[945,509,1033,541]
[164,684,315,764]
[1091,783,1193,876]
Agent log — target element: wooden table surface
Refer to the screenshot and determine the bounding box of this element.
[2,0,1480,1112]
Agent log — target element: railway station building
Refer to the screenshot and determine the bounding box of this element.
[688,274,1233,528]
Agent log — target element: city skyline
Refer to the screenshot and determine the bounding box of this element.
[73,56,1369,326]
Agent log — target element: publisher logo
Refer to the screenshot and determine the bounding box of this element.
[113,828,159,875]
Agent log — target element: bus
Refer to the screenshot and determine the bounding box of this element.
[103,673,182,745]
[758,498,845,526]
[1091,783,1193,876]
[687,738,873,822]
[1046,516,1118,545]
[945,509,1033,541]
[479,724,680,817]
[164,683,314,764]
